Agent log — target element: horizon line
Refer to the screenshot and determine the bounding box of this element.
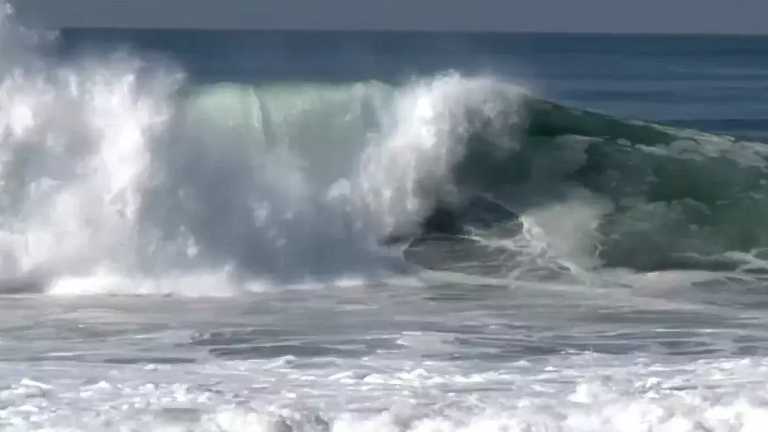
[53,26,768,37]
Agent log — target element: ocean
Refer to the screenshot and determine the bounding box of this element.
[3,3,768,430]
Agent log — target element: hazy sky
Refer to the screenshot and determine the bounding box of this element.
[10,0,768,33]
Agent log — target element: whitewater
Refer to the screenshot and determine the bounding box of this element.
[4,2,768,430]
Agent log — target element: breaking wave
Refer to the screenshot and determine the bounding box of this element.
[2,3,768,295]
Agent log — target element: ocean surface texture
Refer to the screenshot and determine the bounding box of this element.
[3,3,768,430]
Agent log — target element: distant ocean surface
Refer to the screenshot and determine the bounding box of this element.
[59,29,768,137]
[3,5,768,430]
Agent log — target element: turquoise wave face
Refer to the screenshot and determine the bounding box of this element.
[529,99,767,271]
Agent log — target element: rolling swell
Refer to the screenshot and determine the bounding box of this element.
[4,73,768,294]
[450,97,768,273]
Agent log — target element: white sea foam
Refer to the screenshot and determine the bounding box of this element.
[1,355,768,431]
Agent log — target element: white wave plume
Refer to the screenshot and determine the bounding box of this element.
[0,2,183,293]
